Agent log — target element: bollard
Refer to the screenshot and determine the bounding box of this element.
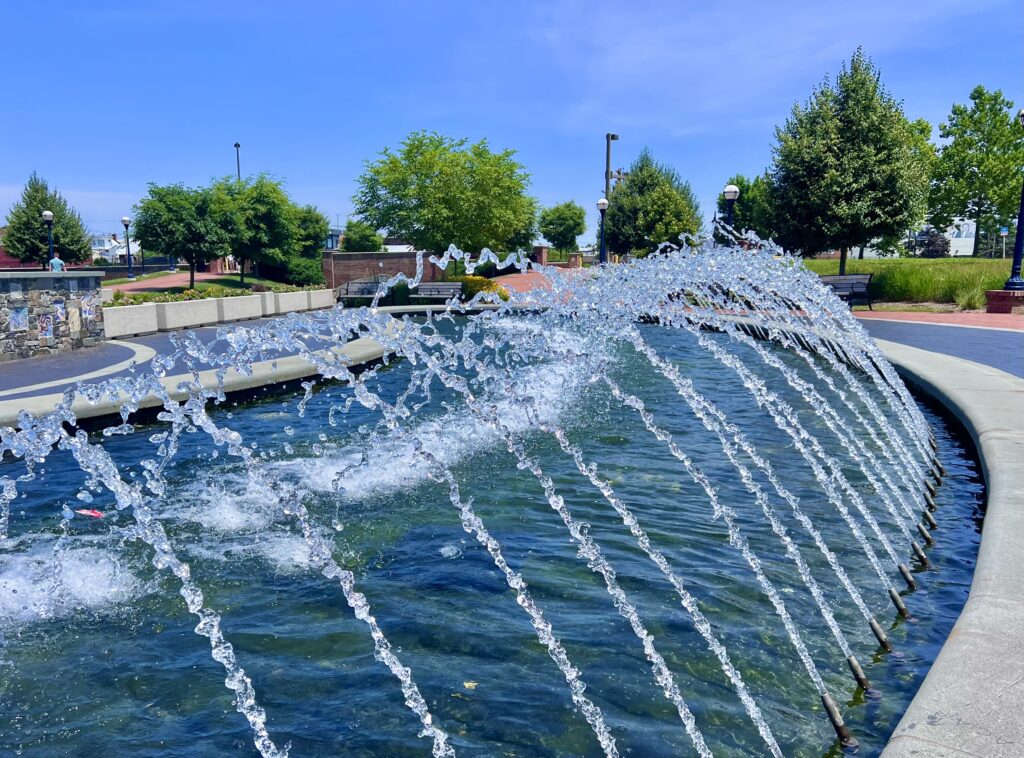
[869,617,893,651]
[821,692,858,749]
[889,588,912,619]
[923,510,938,530]
[917,522,935,546]
[847,655,871,691]
[911,541,931,567]
[898,563,917,590]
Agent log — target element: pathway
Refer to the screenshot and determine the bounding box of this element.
[107,271,223,292]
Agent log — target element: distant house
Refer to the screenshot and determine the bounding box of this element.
[323,226,343,252]
[383,237,416,253]
[91,232,141,264]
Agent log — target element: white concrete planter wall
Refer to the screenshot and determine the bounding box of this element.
[104,303,158,338]
[156,299,219,331]
[275,291,309,313]
[307,289,336,310]
[259,291,278,316]
[217,294,263,323]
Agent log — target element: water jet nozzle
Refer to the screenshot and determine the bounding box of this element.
[924,479,937,498]
[911,541,931,567]
[929,435,938,453]
[916,522,935,546]
[821,692,858,750]
[889,588,912,620]
[898,563,917,590]
[846,655,871,692]
[924,491,937,511]
[869,617,893,651]
[923,510,938,530]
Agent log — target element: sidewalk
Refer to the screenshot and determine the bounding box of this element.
[107,271,223,292]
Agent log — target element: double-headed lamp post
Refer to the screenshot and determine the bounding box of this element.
[41,210,54,264]
[122,216,134,281]
[723,184,740,228]
[597,197,609,265]
[1004,108,1024,291]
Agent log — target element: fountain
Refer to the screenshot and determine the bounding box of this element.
[0,239,982,756]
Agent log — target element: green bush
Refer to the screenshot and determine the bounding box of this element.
[449,275,510,301]
[802,258,1005,307]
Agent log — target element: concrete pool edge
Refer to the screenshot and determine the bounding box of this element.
[876,340,1024,758]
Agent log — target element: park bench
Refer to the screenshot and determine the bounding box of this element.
[818,274,873,309]
[340,279,386,298]
[412,282,464,300]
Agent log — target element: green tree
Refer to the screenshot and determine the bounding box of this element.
[261,204,329,286]
[353,130,537,253]
[2,173,90,267]
[133,184,229,289]
[217,175,297,285]
[604,149,701,257]
[769,49,931,274]
[715,173,776,240]
[538,201,586,255]
[340,219,384,252]
[929,86,1024,256]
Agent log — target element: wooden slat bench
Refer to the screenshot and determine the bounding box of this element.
[340,279,386,298]
[412,282,464,300]
[819,274,873,309]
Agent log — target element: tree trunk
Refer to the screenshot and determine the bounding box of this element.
[971,204,982,257]
[857,245,865,260]
[839,247,848,276]
[240,260,246,286]
[189,261,196,290]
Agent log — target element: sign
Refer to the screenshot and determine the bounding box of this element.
[1000,227,1009,237]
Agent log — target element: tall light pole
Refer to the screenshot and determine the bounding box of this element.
[723,184,740,228]
[1004,108,1024,290]
[597,197,609,265]
[42,210,54,267]
[234,142,241,180]
[122,216,134,281]
[605,133,619,199]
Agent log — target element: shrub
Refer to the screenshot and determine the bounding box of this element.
[449,275,510,301]
[93,257,111,266]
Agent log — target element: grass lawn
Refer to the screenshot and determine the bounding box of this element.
[802,258,1008,309]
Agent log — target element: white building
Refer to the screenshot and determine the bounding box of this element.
[90,233,141,264]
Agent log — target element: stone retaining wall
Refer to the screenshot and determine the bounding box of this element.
[0,271,104,361]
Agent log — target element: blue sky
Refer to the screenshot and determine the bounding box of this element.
[1,0,1021,243]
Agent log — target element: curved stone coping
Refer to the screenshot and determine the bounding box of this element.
[876,339,1024,758]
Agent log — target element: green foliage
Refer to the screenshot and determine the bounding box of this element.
[108,279,306,306]
[604,149,701,257]
[340,219,384,252]
[353,130,537,253]
[803,258,1006,305]
[918,229,951,258]
[133,183,230,288]
[715,173,776,239]
[539,201,586,253]
[448,275,510,301]
[216,175,297,284]
[929,86,1024,254]
[769,49,931,272]
[2,173,91,266]
[260,204,328,286]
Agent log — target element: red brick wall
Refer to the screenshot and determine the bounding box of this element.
[322,251,442,288]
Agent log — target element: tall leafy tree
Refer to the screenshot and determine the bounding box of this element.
[340,219,384,252]
[218,175,297,285]
[3,173,90,266]
[714,172,776,240]
[262,204,328,286]
[353,131,537,253]
[769,49,931,273]
[538,201,586,254]
[604,149,701,257]
[133,184,230,289]
[929,86,1024,256]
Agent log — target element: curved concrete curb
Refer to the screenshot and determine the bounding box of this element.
[877,340,1024,758]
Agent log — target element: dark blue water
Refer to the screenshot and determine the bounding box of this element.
[0,323,982,756]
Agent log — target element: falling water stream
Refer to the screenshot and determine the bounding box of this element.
[0,242,983,756]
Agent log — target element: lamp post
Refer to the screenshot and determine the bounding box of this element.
[723,184,740,228]
[234,142,241,181]
[41,210,54,266]
[605,133,619,199]
[1004,108,1024,291]
[122,216,134,281]
[597,197,609,265]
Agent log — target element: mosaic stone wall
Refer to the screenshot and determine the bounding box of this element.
[0,273,105,361]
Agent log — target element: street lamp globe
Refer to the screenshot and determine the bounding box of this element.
[41,210,54,223]
[1017,108,1024,128]
[723,184,740,201]
[121,216,130,228]
[597,198,609,211]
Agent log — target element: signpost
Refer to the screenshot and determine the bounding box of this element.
[1001,226,1009,259]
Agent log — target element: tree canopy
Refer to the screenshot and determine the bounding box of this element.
[604,149,701,257]
[133,183,230,289]
[3,173,90,266]
[538,201,586,254]
[769,49,931,273]
[218,175,297,285]
[260,204,329,286]
[341,219,384,252]
[353,131,537,254]
[929,85,1024,256]
[715,173,776,241]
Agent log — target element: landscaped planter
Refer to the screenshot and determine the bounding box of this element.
[104,303,158,338]
[258,291,278,317]
[155,299,219,331]
[274,291,310,313]
[307,289,336,310]
[216,294,263,322]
